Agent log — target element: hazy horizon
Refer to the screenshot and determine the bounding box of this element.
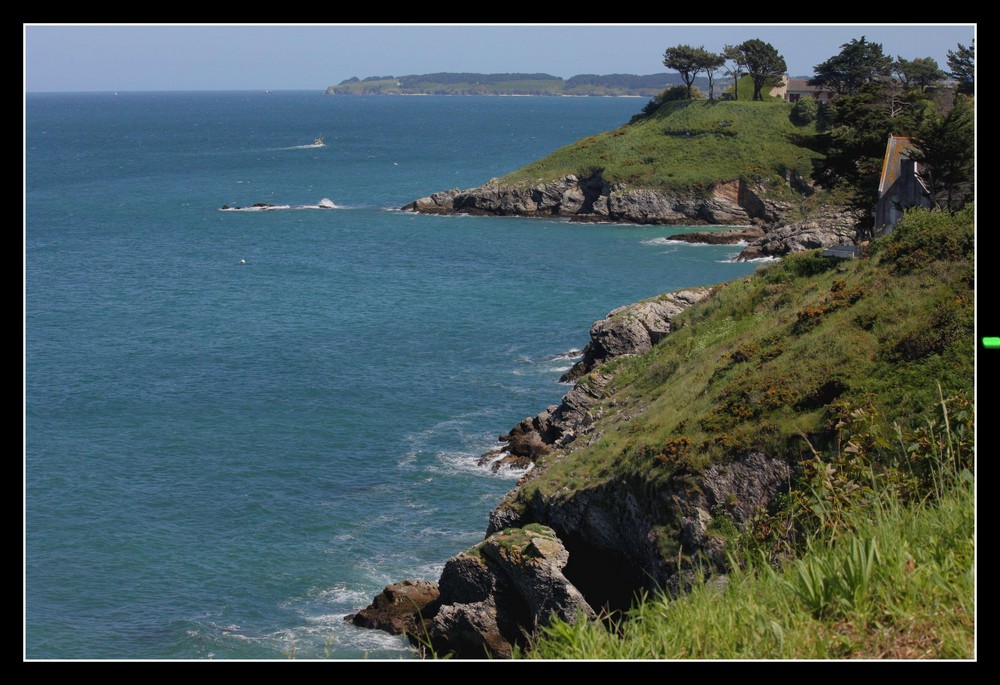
[24,23,975,94]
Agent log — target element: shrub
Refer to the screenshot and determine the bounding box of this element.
[873,205,974,274]
[790,96,819,125]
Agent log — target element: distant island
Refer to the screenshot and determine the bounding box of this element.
[326,72,714,97]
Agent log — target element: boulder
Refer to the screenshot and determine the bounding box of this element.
[561,288,713,382]
[345,579,440,636]
[422,525,594,658]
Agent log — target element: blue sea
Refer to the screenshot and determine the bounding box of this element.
[25,91,760,659]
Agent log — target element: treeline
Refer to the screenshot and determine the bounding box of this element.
[647,35,975,221]
[329,72,708,96]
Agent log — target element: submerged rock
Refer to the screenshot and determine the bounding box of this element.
[664,226,765,245]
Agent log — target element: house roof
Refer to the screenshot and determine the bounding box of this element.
[879,136,913,195]
[785,78,832,94]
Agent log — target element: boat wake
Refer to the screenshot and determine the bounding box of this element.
[280,136,326,150]
[219,198,339,212]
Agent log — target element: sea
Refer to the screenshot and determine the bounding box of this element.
[25,91,762,660]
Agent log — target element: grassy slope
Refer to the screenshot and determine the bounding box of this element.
[501,99,823,195]
[509,207,974,657]
[517,208,973,511]
[527,477,974,659]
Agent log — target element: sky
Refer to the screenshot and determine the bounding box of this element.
[24,24,976,93]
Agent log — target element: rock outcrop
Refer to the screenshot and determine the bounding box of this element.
[486,451,793,607]
[357,525,594,659]
[560,288,713,382]
[736,207,865,261]
[477,288,711,474]
[664,226,765,245]
[406,176,869,267]
[404,176,791,227]
[345,579,440,637]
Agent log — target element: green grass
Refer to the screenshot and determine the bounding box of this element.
[516,209,973,511]
[526,475,974,659]
[499,207,974,658]
[501,99,823,194]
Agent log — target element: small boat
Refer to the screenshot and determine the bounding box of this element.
[312,136,325,147]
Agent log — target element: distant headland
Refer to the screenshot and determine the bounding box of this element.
[325,72,713,97]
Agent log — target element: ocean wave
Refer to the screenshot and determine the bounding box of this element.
[547,349,584,362]
[429,449,524,481]
[642,236,748,247]
[721,254,779,263]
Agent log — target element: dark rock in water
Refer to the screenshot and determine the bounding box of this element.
[423,525,594,659]
[350,526,592,659]
[664,226,764,245]
[345,579,440,637]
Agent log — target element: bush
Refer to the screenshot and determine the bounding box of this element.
[660,84,704,101]
[873,205,974,274]
[790,96,819,125]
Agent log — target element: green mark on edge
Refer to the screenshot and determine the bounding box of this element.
[983,337,1000,349]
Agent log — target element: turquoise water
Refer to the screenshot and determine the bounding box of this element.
[25,91,760,659]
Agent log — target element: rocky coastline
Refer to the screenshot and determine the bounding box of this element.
[346,177,867,658]
[402,175,865,261]
[346,284,795,658]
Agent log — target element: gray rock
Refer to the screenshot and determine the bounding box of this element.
[665,226,764,245]
[561,288,713,382]
[403,176,809,227]
[736,207,865,261]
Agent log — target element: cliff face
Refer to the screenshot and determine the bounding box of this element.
[404,175,866,259]
[403,176,788,226]
[351,285,792,653]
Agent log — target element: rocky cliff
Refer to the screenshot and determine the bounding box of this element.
[403,176,789,226]
[735,206,866,261]
[349,284,796,656]
[404,175,867,260]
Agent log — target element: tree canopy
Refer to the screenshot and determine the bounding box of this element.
[810,36,893,95]
[663,45,704,99]
[699,51,725,99]
[721,44,747,100]
[738,39,787,101]
[893,57,946,92]
[947,41,975,96]
[911,95,975,210]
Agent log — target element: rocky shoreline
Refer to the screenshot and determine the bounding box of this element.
[345,284,796,658]
[402,175,864,262]
[345,178,867,658]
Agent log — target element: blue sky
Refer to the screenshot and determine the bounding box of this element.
[24,24,976,93]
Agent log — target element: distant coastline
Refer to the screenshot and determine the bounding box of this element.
[326,71,716,97]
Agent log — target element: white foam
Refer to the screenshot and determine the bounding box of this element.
[218,200,340,212]
[722,254,779,264]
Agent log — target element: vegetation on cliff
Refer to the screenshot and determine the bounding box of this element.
[502,206,974,658]
[502,99,823,196]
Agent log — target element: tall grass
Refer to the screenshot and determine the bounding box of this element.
[526,388,975,659]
